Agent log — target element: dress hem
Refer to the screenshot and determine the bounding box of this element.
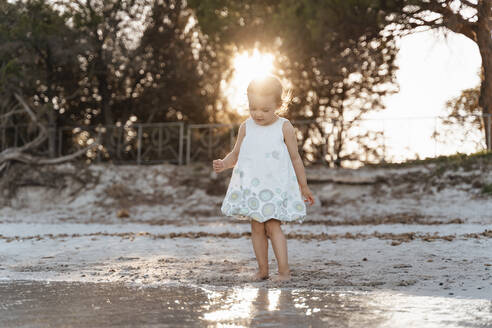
[223,213,306,224]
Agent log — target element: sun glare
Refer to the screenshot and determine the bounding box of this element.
[222,48,275,115]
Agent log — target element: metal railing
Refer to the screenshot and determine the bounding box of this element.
[1,114,491,166]
[1,122,184,165]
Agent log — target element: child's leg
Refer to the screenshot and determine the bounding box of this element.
[265,218,290,277]
[251,219,269,278]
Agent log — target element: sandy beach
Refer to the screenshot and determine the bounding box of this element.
[1,160,491,326]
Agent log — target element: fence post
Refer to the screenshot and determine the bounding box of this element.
[48,124,56,158]
[208,125,212,160]
[322,134,327,164]
[58,127,63,157]
[116,126,122,158]
[186,126,191,165]
[487,115,491,151]
[178,123,183,166]
[137,124,142,165]
[158,125,162,158]
[97,128,102,163]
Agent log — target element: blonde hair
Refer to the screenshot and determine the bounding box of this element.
[247,75,291,115]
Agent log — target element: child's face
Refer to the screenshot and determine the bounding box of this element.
[247,94,279,125]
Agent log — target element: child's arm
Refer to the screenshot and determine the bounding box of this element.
[212,122,246,173]
[282,121,315,205]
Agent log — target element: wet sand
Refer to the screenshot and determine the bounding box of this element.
[1,280,491,328]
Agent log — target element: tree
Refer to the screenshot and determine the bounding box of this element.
[382,0,492,148]
[133,0,222,124]
[188,0,400,167]
[1,0,224,164]
[433,85,486,150]
[0,93,98,175]
[0,0,83,157]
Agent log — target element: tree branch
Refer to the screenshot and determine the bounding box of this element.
[13,93,48,152]
[0,94,100,176]
[418,1,478,41]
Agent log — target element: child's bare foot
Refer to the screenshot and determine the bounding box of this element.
[251,271,269,281]
[270,272,291,282]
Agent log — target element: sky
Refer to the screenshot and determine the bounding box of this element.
[365,29,482,161]
[373,30,481,120]
[226,29,483,162]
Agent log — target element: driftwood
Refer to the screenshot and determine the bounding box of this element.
[0,93,100,176]
[0,94,102,205]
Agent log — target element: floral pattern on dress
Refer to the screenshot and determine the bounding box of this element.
[259,189,274,201]
[221,188,306,223]
[247,197,260,210]
[220,116,307,223]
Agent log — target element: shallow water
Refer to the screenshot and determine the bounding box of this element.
[0,280,491,328]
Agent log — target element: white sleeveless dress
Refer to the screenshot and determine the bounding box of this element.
[220,116,307,223]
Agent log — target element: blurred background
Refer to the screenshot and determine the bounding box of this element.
[1,0,489,169]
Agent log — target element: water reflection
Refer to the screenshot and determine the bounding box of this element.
[202,287,285,322]
[203,286,258,323]
[0,280,490,328]
[267,289,281,311]
[199,285,491,327]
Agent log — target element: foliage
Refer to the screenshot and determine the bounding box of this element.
[0,0,221,127]
[433,85,485,150]
[3,0,488,167]
[0,0,79,126]
[188,0,400,167]
[381,0,492,148]
[366,150,492,168]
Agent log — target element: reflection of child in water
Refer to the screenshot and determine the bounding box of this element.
[212,75,315,282]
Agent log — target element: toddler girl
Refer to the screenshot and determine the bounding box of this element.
[212,75,315,282]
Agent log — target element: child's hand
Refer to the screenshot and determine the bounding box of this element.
[300,185,315,206]
[212,159,225,173]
